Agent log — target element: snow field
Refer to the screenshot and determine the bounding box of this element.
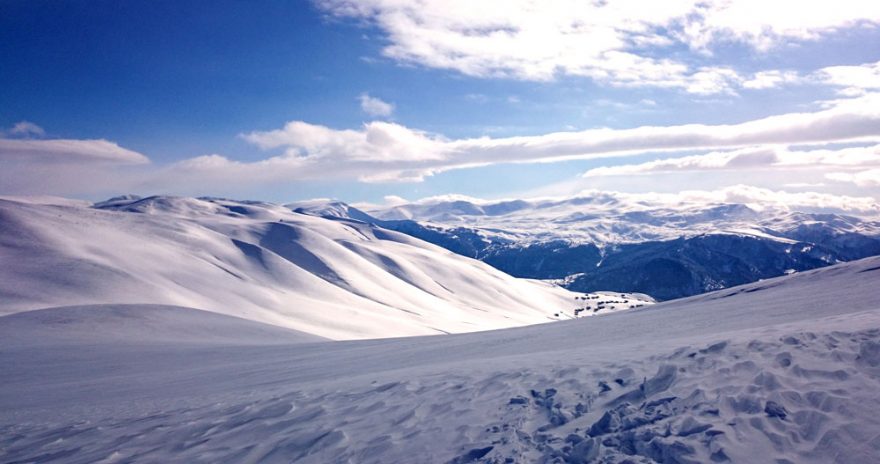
[2,257,879,462]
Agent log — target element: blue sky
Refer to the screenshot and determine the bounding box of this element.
[1,0,879,208]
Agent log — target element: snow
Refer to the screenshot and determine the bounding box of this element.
[2,256,880,463]
[0,196,576,339]
[721,227,800,244]
[365,195,880,246]
[0,304,324,347]
[564,291,656,318]
[0,194,92,207]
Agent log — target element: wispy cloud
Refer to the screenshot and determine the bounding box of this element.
[464,93,489,104]
[358,93,395,117]
[6,121,46,138]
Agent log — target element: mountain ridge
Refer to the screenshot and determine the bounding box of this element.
[289,195,880,300]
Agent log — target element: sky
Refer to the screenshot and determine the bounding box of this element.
[1,0,880,209]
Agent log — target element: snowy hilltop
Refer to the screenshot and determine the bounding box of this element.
[0,196,584,339]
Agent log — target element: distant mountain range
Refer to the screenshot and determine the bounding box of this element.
[291,194,880,301]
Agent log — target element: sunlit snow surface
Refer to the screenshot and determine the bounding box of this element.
[0,196,577,339]
[2,257,880,463]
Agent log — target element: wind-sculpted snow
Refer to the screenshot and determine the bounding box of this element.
[10,333,880,463]
[0,196,576,339]
[2,257,880,462]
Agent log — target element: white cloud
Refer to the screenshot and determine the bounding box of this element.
[674,0,880,51]
[587,185,880,214]
[0,137,150,196]
[583,144,880,177]
[402,185,880,215]
[0,138,149,164]
[6,94,880,197]
[242,120,444,163]
[814,60,880,96]
[225,93,880,184]
[672,185,879,213]
[775,144,880,166]
[382,195,409,206]
[411,193,488,205]
[826,169,880,187]
[316,0,880,93]
[0,122,151,196]
[7,121,46,138]
[742,70,801,89]
[358,93,395,117]
[583,148,776,177]
[0,121,146,166]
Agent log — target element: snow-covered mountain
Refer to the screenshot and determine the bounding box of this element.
[0,196,579,339]
[364,193,880,245]
[3,255,880,463]
[324,193,880,300]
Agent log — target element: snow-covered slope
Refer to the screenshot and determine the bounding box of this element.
[2,257,880,463]
[0,304,324,347]
[0,196,576,339]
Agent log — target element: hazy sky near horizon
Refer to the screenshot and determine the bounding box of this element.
[1,0,880,206]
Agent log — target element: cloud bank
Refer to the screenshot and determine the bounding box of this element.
[383,185,880,216]
[215,92,880,183]
[618,185,880,214]
[0,138,150,165]
[582,144,880,177]
[2,94,879,199]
